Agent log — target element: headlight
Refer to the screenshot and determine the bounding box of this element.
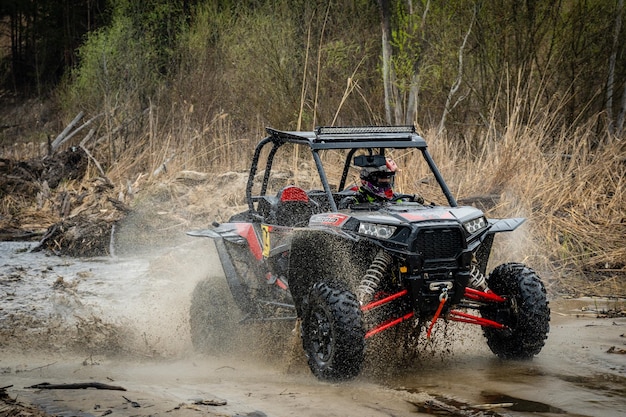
[358,222,397,239]
[463,217,487,234]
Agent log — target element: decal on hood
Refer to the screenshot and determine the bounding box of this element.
[310,213,350,227]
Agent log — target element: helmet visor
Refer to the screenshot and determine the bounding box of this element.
[371,171,394,184]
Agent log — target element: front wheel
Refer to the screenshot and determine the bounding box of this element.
[302,282,365,381]
[480,263,550,360]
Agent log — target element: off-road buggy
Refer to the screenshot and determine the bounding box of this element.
[188,126,550,381]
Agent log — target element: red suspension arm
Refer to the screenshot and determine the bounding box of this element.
[365,312,414,338]
[361,288,508,338]
[464,287,506,303]
[361,289,408,312]
[447,310,506,329]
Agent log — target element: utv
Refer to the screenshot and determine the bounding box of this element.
[188,126,550,381]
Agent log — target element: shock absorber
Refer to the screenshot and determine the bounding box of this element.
[357,250,392,305]
[469,263,489,291]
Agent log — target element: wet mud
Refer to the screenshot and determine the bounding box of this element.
[1,240,625,417]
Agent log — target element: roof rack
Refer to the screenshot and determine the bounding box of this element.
[314,125,417,143]
[265,126,427,149]
[315,126,415,135]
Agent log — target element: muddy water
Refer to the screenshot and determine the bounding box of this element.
[1,239,625,417]
[1,239,219,355]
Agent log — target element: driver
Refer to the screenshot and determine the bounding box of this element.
[339,157,398,208]
[340,155,424,208]
[357,156,398,202]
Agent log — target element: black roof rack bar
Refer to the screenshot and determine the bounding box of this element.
[265,127,312,142]
[316,126,415,135]
[310,140,425,150]
[313,135,414,143]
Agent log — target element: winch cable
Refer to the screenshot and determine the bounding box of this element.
[427,288,448,339]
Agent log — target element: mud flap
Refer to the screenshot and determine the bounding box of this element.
[213,238,250,310]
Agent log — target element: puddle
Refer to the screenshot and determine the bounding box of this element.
[411,394,503,416]
[381,317,626,417]
[556,373,626,398]
[480,391,566,413]
[0,241,149,322]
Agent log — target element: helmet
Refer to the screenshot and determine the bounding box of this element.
[359,156,398,200]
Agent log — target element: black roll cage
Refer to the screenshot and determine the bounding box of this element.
[245,126,458,213]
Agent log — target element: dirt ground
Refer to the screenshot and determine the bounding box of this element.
[1,239,625,417]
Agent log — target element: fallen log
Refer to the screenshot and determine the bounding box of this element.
[26,382,126,391]
[50,111,84,152]
[54,112,104,150]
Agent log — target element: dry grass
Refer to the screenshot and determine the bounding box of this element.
[2,97,624,297]
[423,120,625,298]
[386,107,624,297]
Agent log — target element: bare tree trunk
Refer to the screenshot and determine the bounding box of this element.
[617,81,626,136]
[406,73,419,125]
[606,0,623,134]
[379,0,393,125]
[297,18,312,131]
[438,5,476,136]
[50,112,84,153]
[312,2,331,128]
[405,0,430,125]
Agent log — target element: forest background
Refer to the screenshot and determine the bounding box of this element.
[0,0,624,298]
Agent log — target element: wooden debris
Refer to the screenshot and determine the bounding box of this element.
[32,215,116,257]
[122,396,141,407]
[50,111,84,152]
[606,346,626,354]
[193,399,227,406]
[26,382,126,391]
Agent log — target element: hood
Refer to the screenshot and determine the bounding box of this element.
[309,204,485,228]
[391,205,484,224]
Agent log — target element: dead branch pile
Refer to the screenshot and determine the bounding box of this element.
[0,147,128,255]
[0,385,50,417]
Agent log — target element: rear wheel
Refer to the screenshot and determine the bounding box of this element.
[302,282,365,381]
[189,277,243,354]
[480,263,550,359]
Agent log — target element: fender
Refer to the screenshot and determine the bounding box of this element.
[469,217,527,274]
[187,223,264,312]
[213,238,251,311]
[188,223,263,260]
[486,217,526,234]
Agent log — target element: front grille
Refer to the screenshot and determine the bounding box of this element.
[414,227,464,260]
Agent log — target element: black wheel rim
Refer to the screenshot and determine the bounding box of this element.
[497,294,520,330]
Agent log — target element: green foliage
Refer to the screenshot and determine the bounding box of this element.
[112,0,186,75]
[61,0,187,116]
[390,0,422,92]
[14,0,626,140]
[217,4,303,127]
